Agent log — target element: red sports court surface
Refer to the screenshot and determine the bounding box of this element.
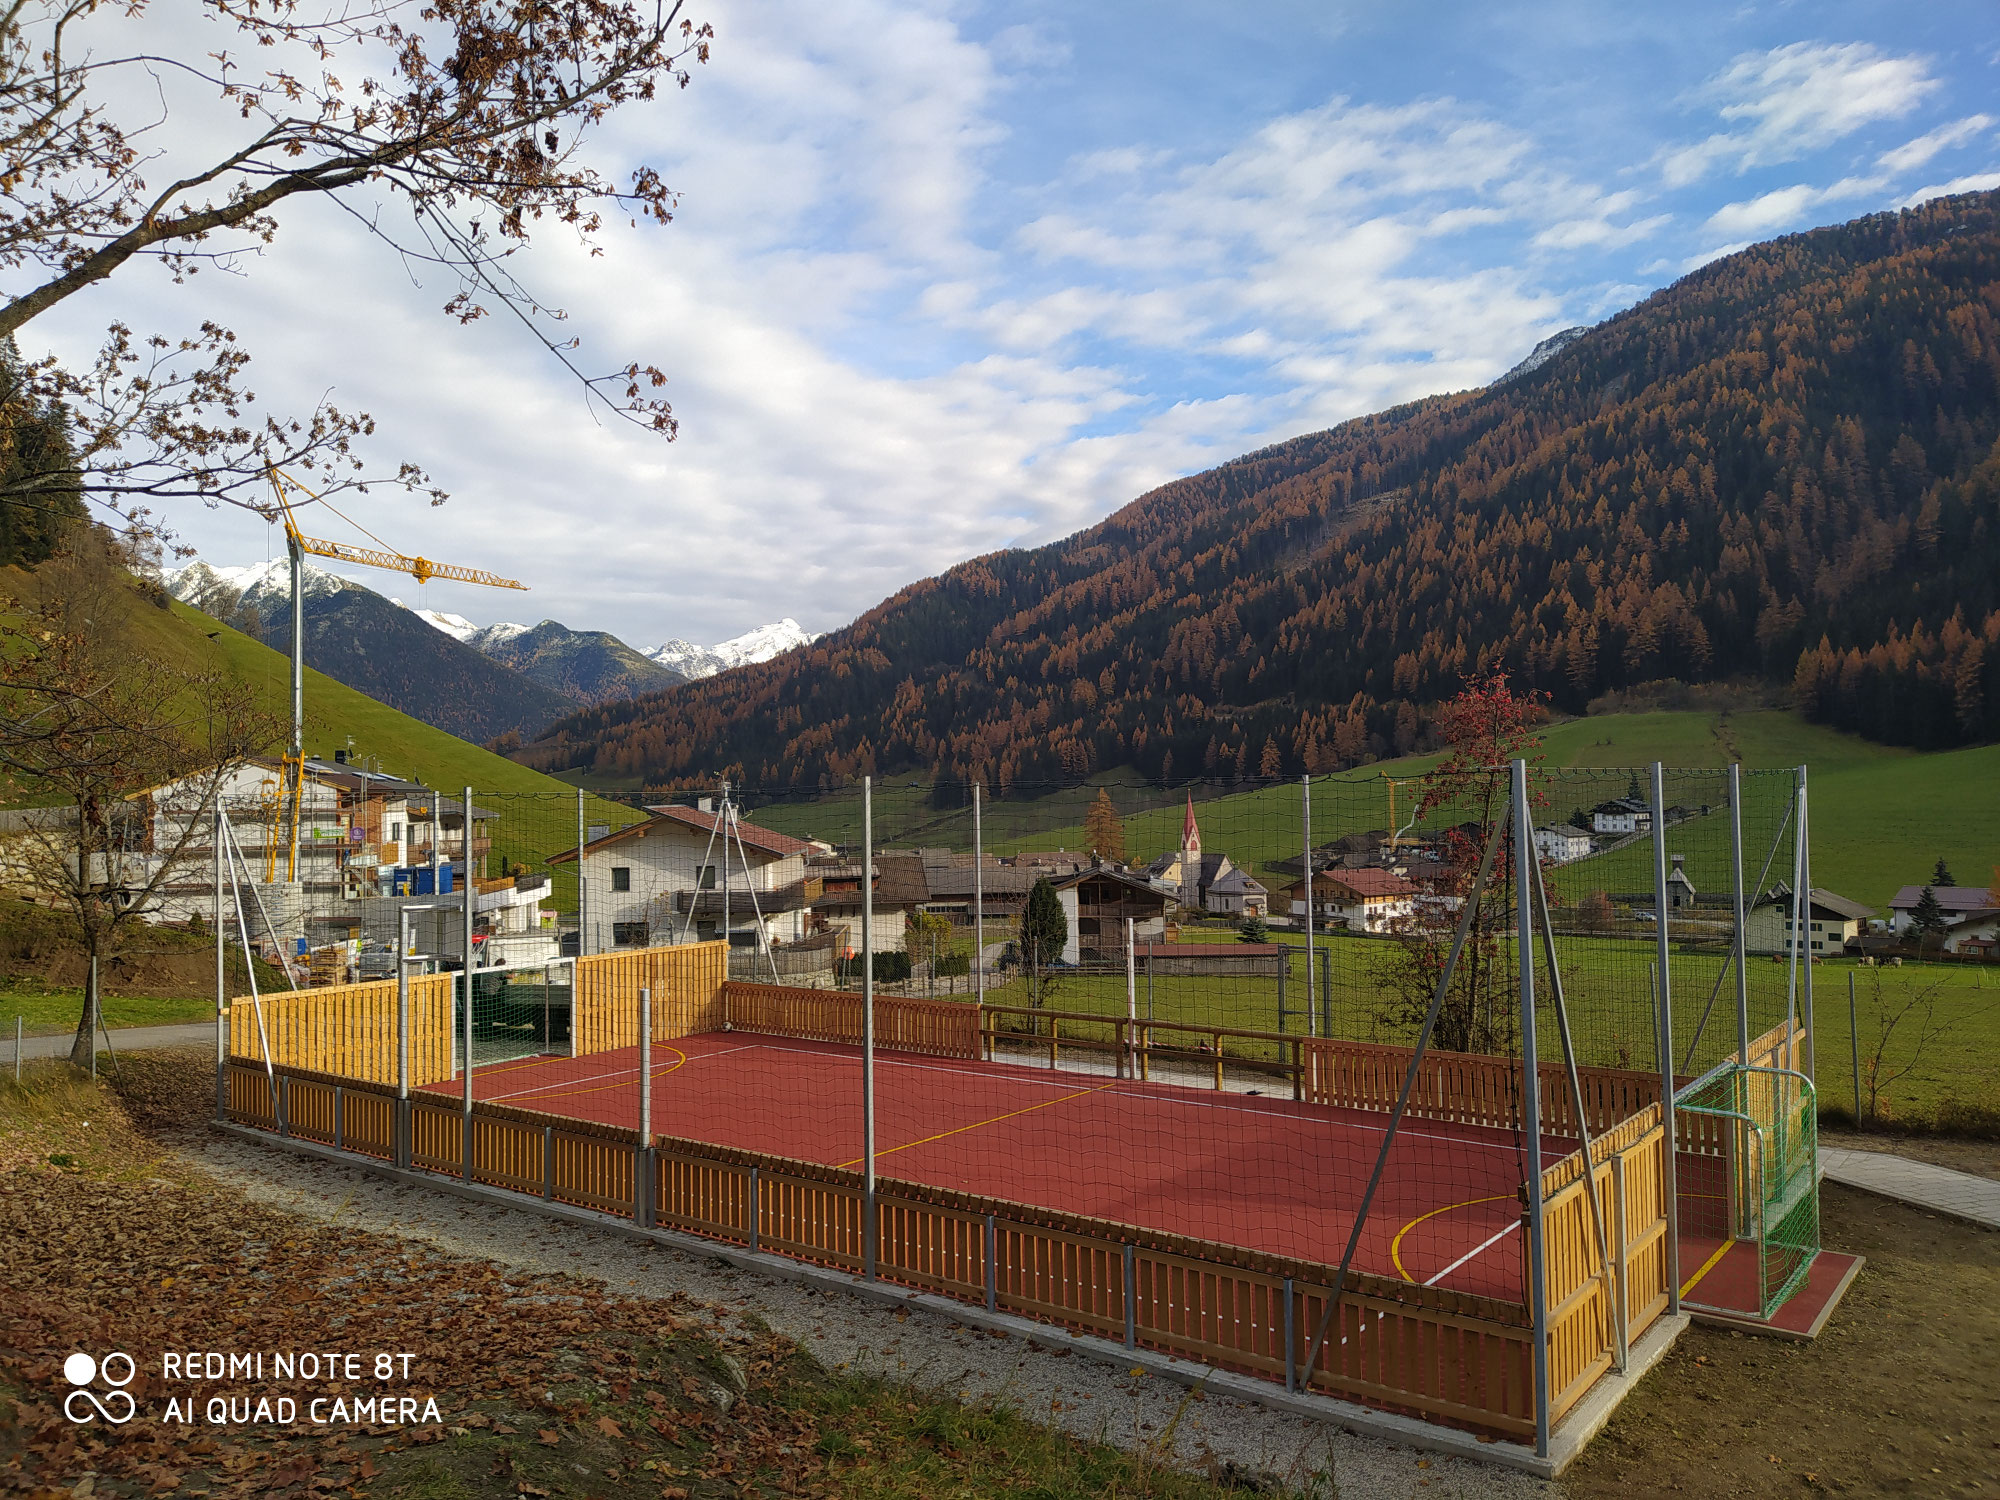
[424,1031,1583,1302]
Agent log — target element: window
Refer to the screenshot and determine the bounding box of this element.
[612,921,648,946]
[696,864,717,890]
[611,866,632,892]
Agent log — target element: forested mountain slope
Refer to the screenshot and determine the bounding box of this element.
[517,192,2000,791]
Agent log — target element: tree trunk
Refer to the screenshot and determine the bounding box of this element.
[67,947,100,1070]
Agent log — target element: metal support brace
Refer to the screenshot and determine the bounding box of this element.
[543,1126,555,1201]
[1123,1244,1137,1349]
[984,1215,997,1311]
[1283,1278,1296,1393]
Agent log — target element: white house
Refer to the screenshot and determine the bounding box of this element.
[1745,886,1875,957]
[1588,798,1653,836]
[1286,867,1415,933]
[1886,884,1999,945]
[551,802,816,954]
[1534,824,1594,864]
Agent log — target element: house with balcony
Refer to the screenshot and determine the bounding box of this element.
[551,801,818,954]
[1049,863,1172,964]
[1284,867,1415,933]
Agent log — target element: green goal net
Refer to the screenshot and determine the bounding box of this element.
[1674,1061,1819,1320]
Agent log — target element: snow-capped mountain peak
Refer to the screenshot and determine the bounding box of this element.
[646,618,814,679]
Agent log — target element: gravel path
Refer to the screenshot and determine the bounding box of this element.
[184,1129,1553,1500]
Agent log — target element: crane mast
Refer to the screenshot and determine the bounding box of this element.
[261,468,528,883]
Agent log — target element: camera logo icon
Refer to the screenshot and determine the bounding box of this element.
[63,1353,136,1424]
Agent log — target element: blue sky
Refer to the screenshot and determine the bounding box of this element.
[46,1,2000,649]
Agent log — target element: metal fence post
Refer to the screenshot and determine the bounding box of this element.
[1302,774,1315,1038]
[862,775,877,1282]
[749,1166,760,1253]
[543,1125,555,1201]
[1798,764,1814,1082]
[1283,1277,1296,1392]
[461,783,476,1184]
[333,1085,344,1151]
[1122,1243,1137,1348]
[636,984,654,1228]
[1728,762,1752,1239]
[575,785,588,959]
[1849,972,1862,1124]
[973,782,985,1022]
[1514,759,1551,1460]
[214,805,226,1121]
[983,1213,997,1311]
[1650,762,1681,1316]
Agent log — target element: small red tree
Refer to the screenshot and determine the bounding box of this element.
[1374,673,1548,1054]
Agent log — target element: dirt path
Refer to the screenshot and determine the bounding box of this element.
[1564,1183,2000,1496]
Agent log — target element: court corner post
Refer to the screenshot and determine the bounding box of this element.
[213,803,227,1124]
[636,984,655,1229]
[395,907,412,1170]
[1798,763,1814,1082]
[1649,761,1681,1316]
[862,775,877,1281]
[1302,773,1316,1039]
[1513,758,1551,1460]
[461,784,475,1185]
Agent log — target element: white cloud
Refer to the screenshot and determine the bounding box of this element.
[1901,170,2000,207]
[1661,42,1939,187]
[1879,115,1994,173]
[1702,174,1881,238]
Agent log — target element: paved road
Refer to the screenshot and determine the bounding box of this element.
[9,1021,215,1065]
[1821,1145,2000,1230]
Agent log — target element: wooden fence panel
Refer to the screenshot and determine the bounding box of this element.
[656,1151,755,1243]
[1534,1106,1669,1423]
[472,1115,546,1196]
[723,982,979,1058]
[1295,1279,1536,1436]
[410,1099,463,1175]
[877,1197,987,1301]
[758,1171,864,1272]
[340,1089,397,1160]
[228,975,455,1086]
[992,1221,1127,1340]
[549,1131,634,1214]
[1302,1036,1666,1141]
[574,943,729,1055]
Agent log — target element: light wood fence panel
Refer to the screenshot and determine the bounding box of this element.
[1535,1105,1669,1424]
[1302,1036,1667,1140]
[572,942,728,1055]
[228,976,455,1086]
[723,982,979,1058]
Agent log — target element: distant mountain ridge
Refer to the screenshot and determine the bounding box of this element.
[169,560,809,745]
[168,559,579,745]
[512,192,2000,788]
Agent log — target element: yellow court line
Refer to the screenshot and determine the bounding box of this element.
[1678,1236,1736,1297]
[503,1047,688,1107]
[1389,1195,1518,1283]
[838,1082,1116,1170]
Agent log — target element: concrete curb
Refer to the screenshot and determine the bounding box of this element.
[215,1119,1682,1479]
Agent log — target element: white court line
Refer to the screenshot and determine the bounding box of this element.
[721,1036,1549,1161]
[482,1042,764,1103]
[1424,1219,1520,1288]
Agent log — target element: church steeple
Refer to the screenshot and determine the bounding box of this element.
[1180,793,1201,911]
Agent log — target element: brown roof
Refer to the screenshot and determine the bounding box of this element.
[547,803,812,864]
[1285,868,1414,899]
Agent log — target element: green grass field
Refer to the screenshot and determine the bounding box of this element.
[750,707,1996,913]
[975,930,1998,1130]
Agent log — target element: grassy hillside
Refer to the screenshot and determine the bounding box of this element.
[3,557,644,868]
[747,708,1992,913]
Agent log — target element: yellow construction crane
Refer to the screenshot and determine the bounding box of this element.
[262,468,528,882]
[1381,772,1422,854]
